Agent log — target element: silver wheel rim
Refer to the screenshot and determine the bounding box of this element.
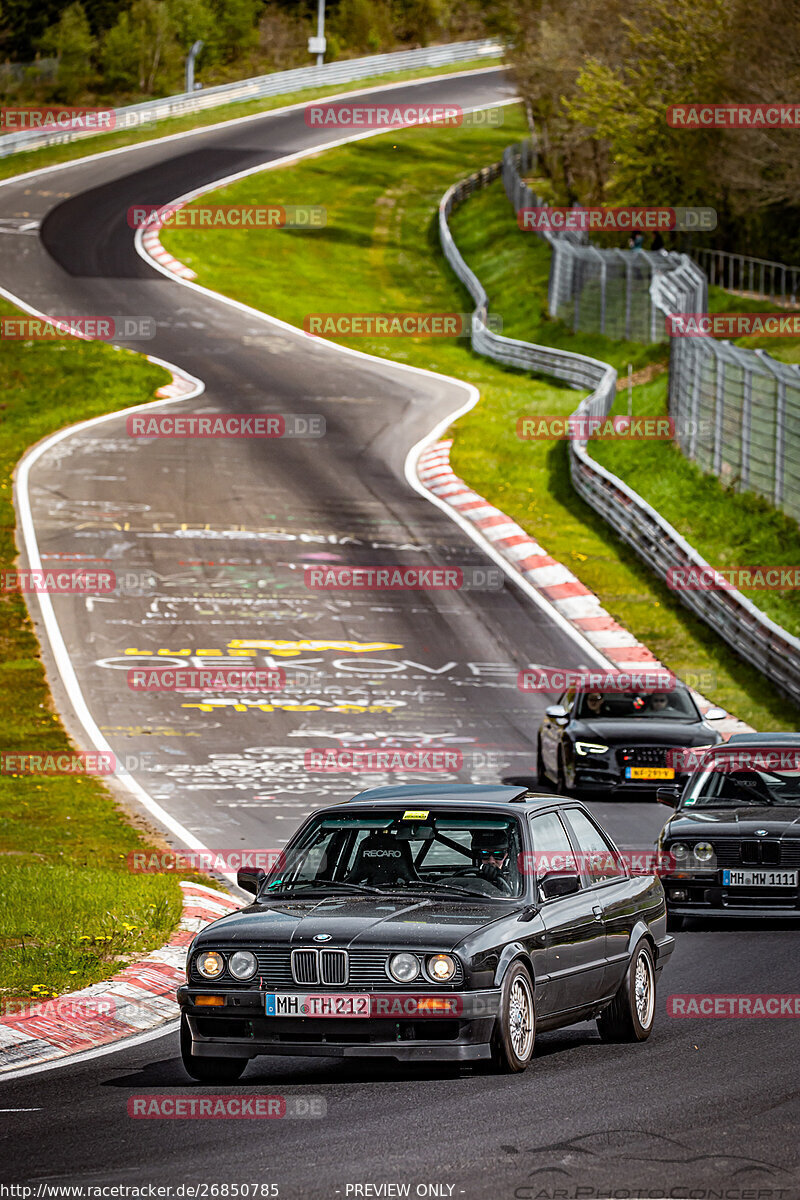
[508,975,534,1060]
[634,950,654,1029]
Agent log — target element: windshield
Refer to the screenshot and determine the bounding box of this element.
[263,809,525,899]
[575,689,699,721]
[681,752,800,807]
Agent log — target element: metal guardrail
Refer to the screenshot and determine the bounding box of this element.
[439,160,800,708]
[692,246,800,306]
[440,166,616,398]
[0,39,504,159]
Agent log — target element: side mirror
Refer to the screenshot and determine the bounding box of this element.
[237,867,266,896]
[539,872,581,900]
[545,704,569,722]
[704,707,727,720]
[656,786,680,808]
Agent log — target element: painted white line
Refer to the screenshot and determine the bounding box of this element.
[11,338,216,855]
[124,102,613,669]
[0,66,507,192]
[0,1021,180,1084]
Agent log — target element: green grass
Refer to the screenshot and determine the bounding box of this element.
[0,58,497,183]
[0,304,197,1003]
[161,113,800,730]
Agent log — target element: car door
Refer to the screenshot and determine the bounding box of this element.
[561,806,636,997]
[528,807,608,1018]
[540,689,574,778]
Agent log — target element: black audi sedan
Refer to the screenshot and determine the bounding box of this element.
[656,734,800,928]
[178,784,674,1080]
[536,685,725,796]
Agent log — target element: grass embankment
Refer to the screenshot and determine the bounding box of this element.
[161,111,799,729]
[0,309,191,1003]
[0,58,497,183]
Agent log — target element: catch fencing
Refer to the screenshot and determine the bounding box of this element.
[504,140,800,525]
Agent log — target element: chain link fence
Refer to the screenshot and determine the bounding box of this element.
[503,140,800,525]
[440,152,800,705]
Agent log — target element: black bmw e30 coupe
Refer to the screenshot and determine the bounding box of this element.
[656,733,800,928]
[178,784,674,1080]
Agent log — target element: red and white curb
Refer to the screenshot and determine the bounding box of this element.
[141,208,196,281]
[152,361,200,399]
[0,881,239,1073]
[417,439,752,738]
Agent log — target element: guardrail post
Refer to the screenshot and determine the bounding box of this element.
[740,367,752,491]
[688,340,703,460]
[775,378,786,506]
[713,352,726,475]
[596,248,607,335]
[624,256,633,340]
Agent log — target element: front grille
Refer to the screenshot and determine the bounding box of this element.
[189,947,464,990]
[713,839,800,868]
[291,949,318,984]
[617,746,668,767]
[740,840,780,866]
[320,949,348,985]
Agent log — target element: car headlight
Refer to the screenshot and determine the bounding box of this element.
[426,953,456,983]
[197,950,225,979]
[388,952,420,983]
[228,950,258,980]
[575,741,610,756]
[670,842,689,862]
[693,842,714,862]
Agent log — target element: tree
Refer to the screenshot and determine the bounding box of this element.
[101,0,180,94]
[39,2,96,101]
[213,0,261,61]
[565,0,729,207]
[327,0,394,57]
[487,0,627,205]
[169,0,217,53]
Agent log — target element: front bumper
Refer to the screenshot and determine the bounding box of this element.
[572,767,688,795]
[663,876,800,919]
[178,985,501,1062]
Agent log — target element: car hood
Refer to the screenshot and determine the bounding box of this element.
[192,894,518,951]
[572,718,718,746]
[667,806,800,837]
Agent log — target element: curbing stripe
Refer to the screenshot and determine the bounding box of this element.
[0,882,240,1075]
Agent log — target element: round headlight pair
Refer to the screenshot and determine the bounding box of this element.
[388,952,456,984]
[196,949,257,980]
[670,842,714,863]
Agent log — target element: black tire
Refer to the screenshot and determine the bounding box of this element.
[536,737,548,786]
[180,1012,248,1083]
[596,939,656,1043]
[490,962,536,1073]
[666,912,686,932]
